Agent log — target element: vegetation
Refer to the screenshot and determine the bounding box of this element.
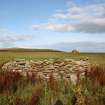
[0,49,105,66]
[0,65,105,105]
[0,49,105,105]
[0,48,62,52]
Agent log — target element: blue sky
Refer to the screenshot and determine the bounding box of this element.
[0,0,105,52]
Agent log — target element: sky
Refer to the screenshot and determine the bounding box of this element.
[0,0,105,52]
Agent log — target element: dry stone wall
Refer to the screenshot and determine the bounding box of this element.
[2,59,90,83]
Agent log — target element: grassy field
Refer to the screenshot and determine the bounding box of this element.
[0,49,105,65]
[0,49,105,105]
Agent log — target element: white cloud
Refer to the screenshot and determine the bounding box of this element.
[33,3,105,33]
[0,29,32,47]
[32,23,74,32]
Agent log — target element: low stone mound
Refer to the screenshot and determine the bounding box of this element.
[2,59,90,83]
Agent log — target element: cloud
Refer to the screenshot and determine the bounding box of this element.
[33,3,105,33]
[0,29,32,47]
[32,23,74,32]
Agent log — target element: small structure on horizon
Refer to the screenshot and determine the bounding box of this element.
[72,49,80,54]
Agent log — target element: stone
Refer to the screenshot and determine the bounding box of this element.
[2,59,90,84]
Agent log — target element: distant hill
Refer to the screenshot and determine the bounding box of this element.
[0,48,62,52]
[46,42,105,52]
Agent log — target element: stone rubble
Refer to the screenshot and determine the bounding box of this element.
[2,59,90,83]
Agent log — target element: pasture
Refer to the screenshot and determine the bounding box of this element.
[0,49,105,105]
[0,50,105,65]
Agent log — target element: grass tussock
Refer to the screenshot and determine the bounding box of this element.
[0,64,105,105]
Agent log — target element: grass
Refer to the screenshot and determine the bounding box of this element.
[0,51,105,65]
[0,65,105,105]
[0,49,105,105]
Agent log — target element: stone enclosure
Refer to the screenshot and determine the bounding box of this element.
[2,59,90,83]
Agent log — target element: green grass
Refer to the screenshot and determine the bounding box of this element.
[0,50,105,105]
[0,51,105,65]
